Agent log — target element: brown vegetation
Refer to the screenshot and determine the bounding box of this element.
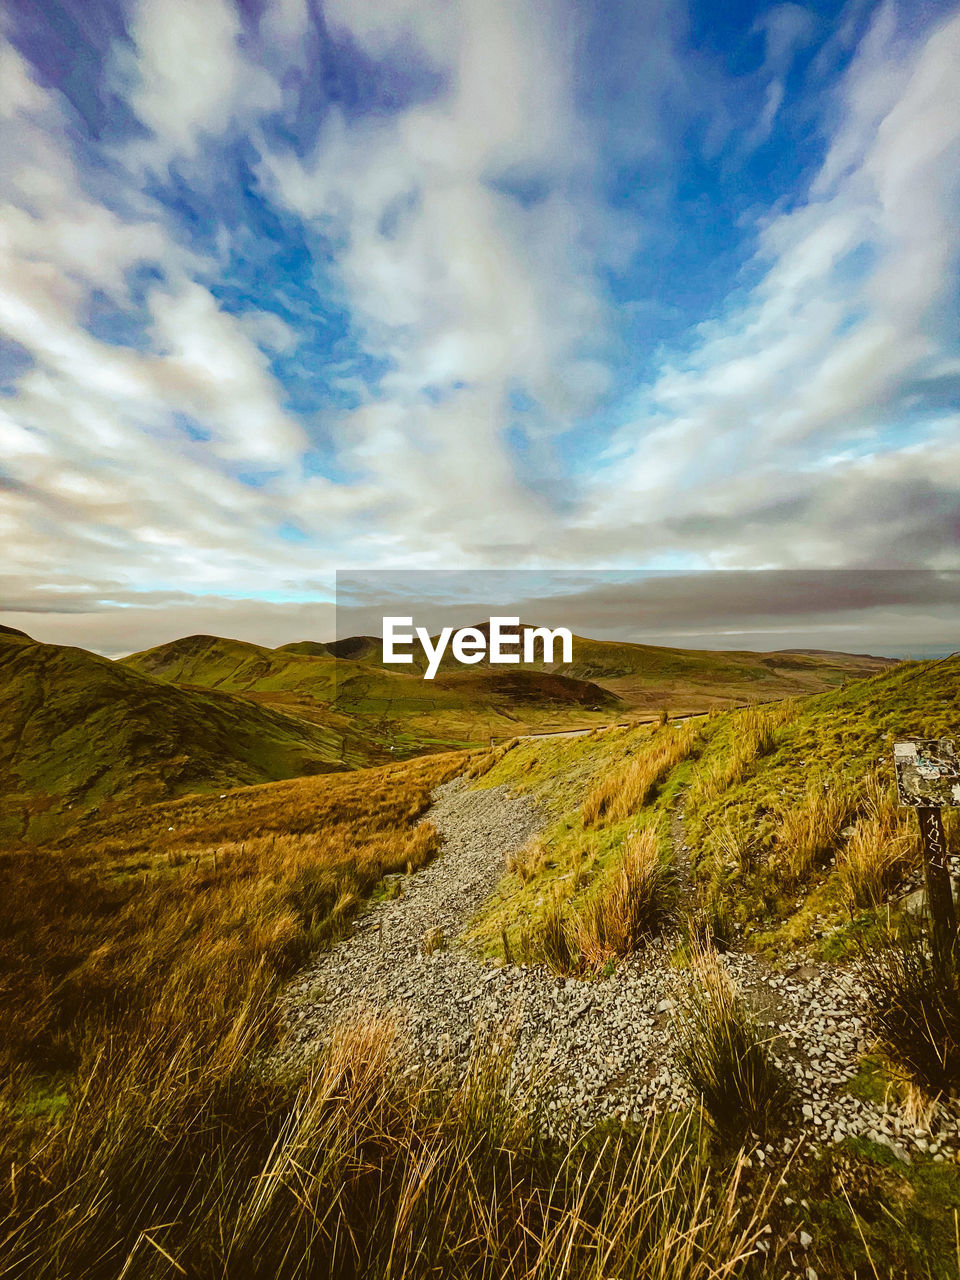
[0,750,467,1074]
[582,722,701,826]
[517,830,677,975]
[676,946,795,1148]
[0,1007,774,1280]
[775,777,853,889]
[836,772,920,912]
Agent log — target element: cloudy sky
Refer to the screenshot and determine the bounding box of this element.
[1,0,959,653]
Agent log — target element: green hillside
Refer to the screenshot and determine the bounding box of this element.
[123,633,625,749]
[466,655,958,960]
[345,622,895,712]
[123,628,895,754]
[0,631,383,841]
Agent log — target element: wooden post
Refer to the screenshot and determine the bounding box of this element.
[894,739,960,963]
[917,806,957,962]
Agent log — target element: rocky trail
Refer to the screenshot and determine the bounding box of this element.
[281,775,960,1160]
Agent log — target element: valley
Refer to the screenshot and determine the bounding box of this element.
[2,629,957,1279]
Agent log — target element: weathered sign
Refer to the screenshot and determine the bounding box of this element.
[894,738,960,808]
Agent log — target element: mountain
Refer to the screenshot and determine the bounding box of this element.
[0,631,385,841]
[123,632,622,749]
[277,640,334,657]
[310,622,897,715]
[121,627,898,752]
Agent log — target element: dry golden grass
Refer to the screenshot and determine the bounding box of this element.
[775,776,852,888]
[0,749,468,1073]
[574,828,678,970]
[506,834,550,883]
[710,814,764,878]
[582,722,701,827]
[837,772,920,912]
[861,922,960,1095]
[689,701,799,808]
[516,830,677,975]
[0,1002,776,1280]
[518,892,578,973]
[676,945,795,1148]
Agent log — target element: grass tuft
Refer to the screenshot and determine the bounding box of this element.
[0,1006,774,1280]
[837,772,919,912]
[582,722,701,827]
[574,829,679,970]
[776,776,852,888]
[861,923,960,1096]
[516,831,677,976]
[675,946,795,1148]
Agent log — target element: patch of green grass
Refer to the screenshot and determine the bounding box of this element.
[0,633,367,840]
[843,1054,898,1108]
[683,658,960,954]
[784,1135,960,1279]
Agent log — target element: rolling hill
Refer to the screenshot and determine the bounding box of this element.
[120,626,897,752]
[338,620,894,698]
[0,629,385,841]
[1,620,900,845]
[466,652,960,965]
[122,632,624,749]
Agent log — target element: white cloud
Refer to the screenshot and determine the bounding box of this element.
[259,0,612,560]
[148,282,306,460]
[1,0,958,656]
[590,5,960,566]
[120,0,280,167]
[0,34,363,601]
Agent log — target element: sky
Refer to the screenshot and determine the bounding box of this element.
[1,0,959,654]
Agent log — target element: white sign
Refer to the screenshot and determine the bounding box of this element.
[894,738,960,807]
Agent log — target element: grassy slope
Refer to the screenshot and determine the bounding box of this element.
[681,654,960,952]
[462,659,960,1276]
[466,656,958,959]
[0,748,469,1071]
[0,631,385,841]
[2,654,957,1277]
[554,634,894,713]
[121,629,897,759]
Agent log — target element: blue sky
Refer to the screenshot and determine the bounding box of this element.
[0,0,958,652]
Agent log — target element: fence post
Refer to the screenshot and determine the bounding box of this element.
[917,805,957,962]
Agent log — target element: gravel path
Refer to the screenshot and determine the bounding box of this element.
[281,776,960,1160]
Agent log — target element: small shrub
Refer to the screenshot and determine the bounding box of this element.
[506,835,548,883]
[711,816,765,878]
[676,946,795,1148]
[860,925,960,1094]
[517,894,578,973]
